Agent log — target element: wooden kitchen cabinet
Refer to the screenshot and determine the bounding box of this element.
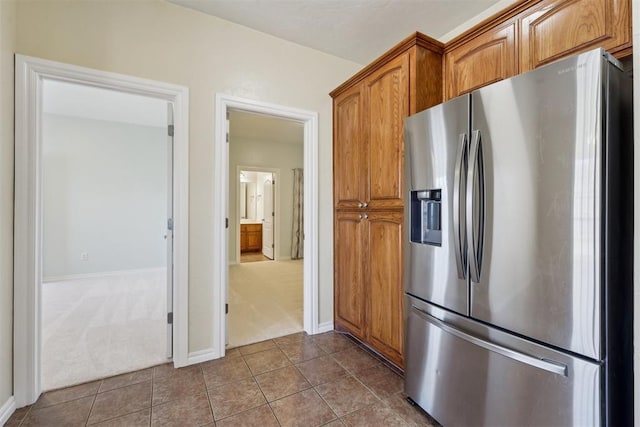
[333,34,442,211]
[366,54,409,210]
[334,83,366,210]
[444,21,517,99]
[334,211,367,338]
[443,0,631,99]
[332,33,443,369]
[519,0,631,72]
[334,211,404,367]
[366,211,404,366]
[332,51,409,210]
[240,223,262,252]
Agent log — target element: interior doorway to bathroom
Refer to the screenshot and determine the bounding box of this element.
[238,168,276,263]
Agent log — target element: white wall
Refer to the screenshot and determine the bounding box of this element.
[15,0,362,352]
[0,0,16,413]
[230,138,303,261]
[42,114,167,279]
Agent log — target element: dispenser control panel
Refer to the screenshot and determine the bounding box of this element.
[410,189,441,246]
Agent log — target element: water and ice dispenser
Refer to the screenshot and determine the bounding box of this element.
[411,189,441,246]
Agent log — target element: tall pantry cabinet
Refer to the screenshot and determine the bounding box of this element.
[331,33,444,368]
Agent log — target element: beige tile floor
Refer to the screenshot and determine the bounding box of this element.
[6,331,440,426]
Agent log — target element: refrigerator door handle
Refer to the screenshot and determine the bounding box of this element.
[467,129,485,283]
[410,305,568,377]
[453,133,468,280]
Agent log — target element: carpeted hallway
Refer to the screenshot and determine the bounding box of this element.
[228,259,303,348]
[41,269,168,391]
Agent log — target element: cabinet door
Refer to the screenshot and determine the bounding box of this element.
[247,231,261,251]
[334,212,367,338]
[334,84,366,209]
[365,54,409,210]
[367,211,404,367]
[240,229,248,252]
[519,0,631,72]
[444,22,517,99]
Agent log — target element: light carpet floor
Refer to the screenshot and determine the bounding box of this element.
[228,259,303,348]
[41,269,168,391]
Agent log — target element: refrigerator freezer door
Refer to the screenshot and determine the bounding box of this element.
[469,49,604,360]
[405,296,602,426]
[404,95,469,315]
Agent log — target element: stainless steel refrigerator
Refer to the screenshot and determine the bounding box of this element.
[403,48,633,426]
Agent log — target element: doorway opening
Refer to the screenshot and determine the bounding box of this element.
[238,167,277,264]
[213,95,320,358]
[14,55,189,406]
[227,110,304,347]
[39,79,172,390]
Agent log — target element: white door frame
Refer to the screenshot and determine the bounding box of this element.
[13,55,190,406]
[236,166,280,263]
[214,94,319,357]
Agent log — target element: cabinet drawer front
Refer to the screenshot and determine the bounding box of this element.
[242,224,262,232]
[520,0,631,71]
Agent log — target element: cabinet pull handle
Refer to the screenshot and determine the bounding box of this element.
[360,213,368,220]
[362,202,368,208]
[358,202,364,208]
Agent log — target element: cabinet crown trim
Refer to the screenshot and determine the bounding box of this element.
[330,32,444,99]
[445,0,541,52]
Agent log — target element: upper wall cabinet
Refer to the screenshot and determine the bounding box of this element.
[365,54,409,209]
[334,83,366,210]
[332,33,445,211]
[519,0,631,72]
[443,0,631,100]
[444,21,517,99]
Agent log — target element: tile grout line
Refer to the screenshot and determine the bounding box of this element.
[83,380,102,427]
[200,364,216,425]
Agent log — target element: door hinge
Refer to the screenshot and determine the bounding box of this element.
[226,132,229,143]
[225,303,228,314]
[167,312,173,324]
[225,218,229,228]
[168,125,174,137]
[167,218,173,231]
[272,243,274,248]
[272,211,274,217]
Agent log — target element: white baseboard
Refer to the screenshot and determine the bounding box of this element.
[0,396,16,426]
[187,348,220,365]
[317,321,334,334]
[43,267,167,283]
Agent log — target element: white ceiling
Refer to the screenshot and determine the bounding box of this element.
[167,0,512,64]
[229,110,304,144]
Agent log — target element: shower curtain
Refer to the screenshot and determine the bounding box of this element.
[291,168,304,259]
